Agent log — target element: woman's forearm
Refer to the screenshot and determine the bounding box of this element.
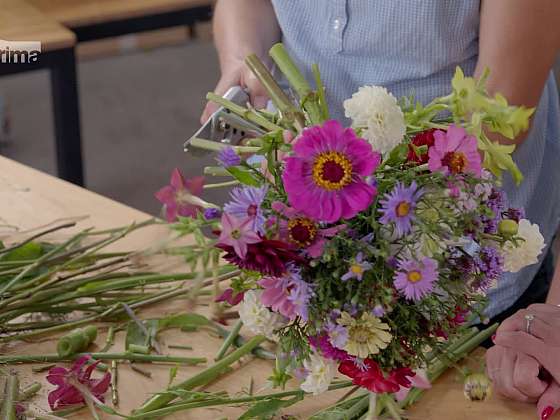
[213,0,281,71]
[475,0,560,144]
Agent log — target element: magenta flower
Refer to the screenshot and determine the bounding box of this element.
[379,181,424,237]
[309,334,351,361]
[394,257,439,301]
[217,213,260,258]
[155,168,205,222]
[272,201,345,258]
[258,270,312,320]
[428,125,482,176]
[224,186,268,233]
[341,252,372,281]
[282,120,381,223]
[47,355,111,410]
[215,288,244,306]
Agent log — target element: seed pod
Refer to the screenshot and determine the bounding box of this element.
[463,373,493,401]
[57,326,98,357]
[498,219,519,237]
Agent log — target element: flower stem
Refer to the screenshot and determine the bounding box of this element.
[0,371,19,420]
[0,221,76,256]
[0,352,206,365]
[133,335,266,416]
[189,137,262,154]
[203,180,240,189]
[214,320,242,361]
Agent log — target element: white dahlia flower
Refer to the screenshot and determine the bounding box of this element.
[501,219,545,273]
[300,352,337,395]
[343,85,406,154]
[238,290,284,340]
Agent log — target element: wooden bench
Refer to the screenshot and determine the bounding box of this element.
[28,0,213,42]
[0,0,84,186]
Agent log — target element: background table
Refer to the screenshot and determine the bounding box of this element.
[0,156,541,419]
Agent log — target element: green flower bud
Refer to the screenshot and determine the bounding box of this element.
[498,219,519,237]
[463,373,493,401]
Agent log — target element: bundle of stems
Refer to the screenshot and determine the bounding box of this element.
[0,220,235,344]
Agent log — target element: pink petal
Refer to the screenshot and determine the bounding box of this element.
[165,204,178,222]
[169,168,186,190]
[155,186,175,205]
[186,176,205,195]
[306,239,325,258]
[48,386,67,409]
[233,240,248,259]
[90,372,111,394]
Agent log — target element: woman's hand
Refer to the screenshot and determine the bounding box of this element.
[491,304,560,419]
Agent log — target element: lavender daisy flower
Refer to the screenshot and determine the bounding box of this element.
[394,257,439,301]
[341,252,372,281]
[223,186,268,233]
[216,146,241,168]
[379,182,424,237]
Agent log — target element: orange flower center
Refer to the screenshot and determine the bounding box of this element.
[396,201,410,217]
[288,218,317,247]
[312,152,353,191]
[441,151,467,174]
[407,270,422,283]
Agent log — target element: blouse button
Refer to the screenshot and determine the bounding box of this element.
[333,18,341,31]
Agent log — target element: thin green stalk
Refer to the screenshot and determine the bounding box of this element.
[189,137,262,154]
[0,222,76,256]
[111,360,118,406]
[1,371,19,420]
[214,320,242,361]
[18,382,41,401]
[133,335,266,415]
[100,326,115,353]
[168,345,192,350]
[213,323,275,360]
[205,93,283,132]
[245,53,305,130]
[203,166,230,177]
[203,180,240,189]
[344,394,370,419]
[0,352,206,365]
[269,43,323,125]
[311,63,329,122]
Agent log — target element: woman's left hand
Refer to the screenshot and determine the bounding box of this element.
[493,304,560,418]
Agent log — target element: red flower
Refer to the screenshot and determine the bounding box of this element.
[407,129,437,164]
[47,355,110,410]
[216,238,304,277]
[215,288,244,306]
[339,359,416,394]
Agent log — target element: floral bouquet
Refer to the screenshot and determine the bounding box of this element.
[153,44,544,412]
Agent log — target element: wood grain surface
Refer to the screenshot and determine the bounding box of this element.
[0,156,542,419]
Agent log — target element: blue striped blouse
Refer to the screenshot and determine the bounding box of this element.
[270,0,560,318]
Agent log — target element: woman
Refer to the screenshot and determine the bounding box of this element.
[202,1,560,418]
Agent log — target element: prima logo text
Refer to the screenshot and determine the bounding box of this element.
[0,40,41,64]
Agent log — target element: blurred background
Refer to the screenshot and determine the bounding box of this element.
[0,1,559,218]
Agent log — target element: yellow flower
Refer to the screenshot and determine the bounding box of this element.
[337,311,392,358]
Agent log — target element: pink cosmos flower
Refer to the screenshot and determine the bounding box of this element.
[428,125,482,177]
[155,168,205,222]
[47,355,111,410]
[271,201,345,258]
[282,120,381,223]
[217,213,260,259]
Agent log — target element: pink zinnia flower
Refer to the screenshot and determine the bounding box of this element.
[258,270,312,320]
[282,120,381,223]
[47,355,111,410]
[428,125,482,176]
[394,257,439,301]
[272,201,345,258]
[155,168,205,222]
[217,213,260,259]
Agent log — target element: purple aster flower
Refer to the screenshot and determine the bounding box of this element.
[394,257,439,301]
[223,186,268,233]
[203,208,221,220]
[258,270,312,320]
[483,188,506,234]
[341,252,372,281]
[379,182,424,238]
[372,305,385,317]
[216,146,241,168]
[503,207,525,223]
[343,303,360,317]
[326,322,348,349]
[309,334,350,361]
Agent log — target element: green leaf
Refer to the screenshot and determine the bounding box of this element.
[0,241,44,262]
[227,167,261,187]
[125,319,158,351]
[238,395,303,420]
[158,313,212,330]
[168,364,179,388]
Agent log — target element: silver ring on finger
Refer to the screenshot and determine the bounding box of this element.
[525,314,535,335]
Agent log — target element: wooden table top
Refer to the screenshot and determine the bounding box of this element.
[27,0,214,28]
[0,156,541,419]
[0,0,75,52]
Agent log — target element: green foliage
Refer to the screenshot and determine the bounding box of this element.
[238,394,303,420]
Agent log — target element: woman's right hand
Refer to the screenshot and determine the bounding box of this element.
[200,60,269,124]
